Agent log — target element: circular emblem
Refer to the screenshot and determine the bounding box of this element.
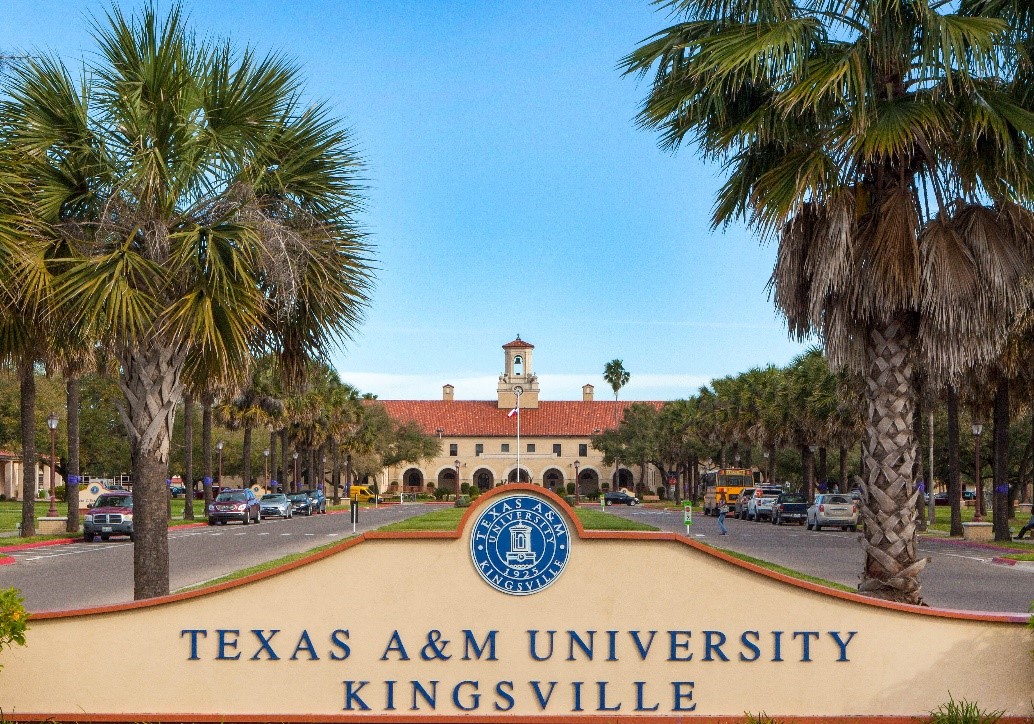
[89,485,100,495]
[470,494,570,595]
[513,385,524,396]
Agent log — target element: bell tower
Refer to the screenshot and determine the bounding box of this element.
[497,336,540,409]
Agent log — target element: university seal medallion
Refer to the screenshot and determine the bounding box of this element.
[470,493,570,595]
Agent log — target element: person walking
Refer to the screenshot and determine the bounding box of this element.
[717,495,729,536]
[1015,510,1034,540]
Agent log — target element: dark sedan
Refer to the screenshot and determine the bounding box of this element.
[289,492,317,516]
[208,488,261,525]
[603,491,640,506]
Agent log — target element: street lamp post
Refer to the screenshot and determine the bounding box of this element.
[762,450,770,483]
[293,451,299,493]
[264,448,270,490]
[454,459,462,498]
[47,413,59,518]
[972,423,984,522]
[321,456,327,492]
[216,441,224,489]
[573,460,580,503]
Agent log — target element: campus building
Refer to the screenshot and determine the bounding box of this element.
[374,337,664,496]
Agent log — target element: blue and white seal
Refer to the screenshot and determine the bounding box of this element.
[470,493,570,595]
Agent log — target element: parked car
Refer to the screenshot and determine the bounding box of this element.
[746,486,784,522]
[260,493,293,519]
[807,494,859,531]
[603,490,640,506]
[771,493,808,525]
[168,485,186,498]
[300,488,327,514]
[934,492,949,505]
[83,492,134,542]
[963,490,977,501]
[289,491,317,516]
[208,488,261,525]
[348,485,381,503]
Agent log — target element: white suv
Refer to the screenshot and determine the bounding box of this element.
[747,486,785,522]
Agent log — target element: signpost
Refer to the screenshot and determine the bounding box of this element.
[351,495,359,533]
[684,502,693,535]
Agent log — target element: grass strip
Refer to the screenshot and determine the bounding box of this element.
[377,506,658,532]
[713,547,856,593]
[174,537,356,593]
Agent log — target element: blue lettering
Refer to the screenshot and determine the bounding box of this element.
[530,681,557,710]
[528,630,555,661]
[463,630,498,660]
[606,630,618,661]
[793,631,820,662]
[290,630,319,661]
[494,681,515,711]
[217,629,241,660]
[567,630,595,660]
[571,681,584,712]
[343,681,371,711]
[596,681,620,711]
[668,631,693,661]
[250,629,280,660]
[635,681,659,711]
[411,680,438,710]
[381,630,411,660]
[329,629,351,661]
[630,630,657,660]
[385,680,396,710]
[453,681,480,711]
[772,630,784,662]
[181,629,206,660]
[672,682,696,711]
[739,631,761,662]
[828,631,857,662]
[703,630,729,661]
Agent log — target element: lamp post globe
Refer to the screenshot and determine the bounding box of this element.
[46,413,59,518]
[216,440,224,488]
[263,448,270,489]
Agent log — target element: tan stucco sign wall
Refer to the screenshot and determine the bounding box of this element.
[2,484,1032,722]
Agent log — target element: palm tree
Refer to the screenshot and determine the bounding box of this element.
[603,359,630,415]
[3,6,372,599]
[625,0,1034,604]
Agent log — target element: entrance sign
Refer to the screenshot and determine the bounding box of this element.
[470,493,569,595]
[1,483,1031,722]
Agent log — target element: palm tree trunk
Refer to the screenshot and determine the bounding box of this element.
[269,428,278,492]
[913,392,927,530]
[280,428,289,491]
[992,380,1011,541]
[183,393,195,520]
[202,395,214,508]
[768,444,777,485]
[947,386,963,536]
[817,446,828,491]
[65,376,81,534]
[331,438,341,505]
[857,318,925,605]
[242,424,253,489]
[345,453,353,498]
[19,361,36,537]
[117,342,185,600]
[838,446,848,493]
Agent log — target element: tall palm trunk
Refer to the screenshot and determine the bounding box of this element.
[838,446,848,492]
[19,361,36,537]
[279,429,289,491]
[202,395,213,508]
[913,393,927,530]
[858,319,925,605]
[345,453,353,498]
[242,424,253,489]
[947,386,963,536]
[992,380,1011,541]
[768,444,777,485]
[331,438,341,505]
[65,376,81,533]
[183,393,194,520]
[117,342,185,600]
[269,428,278,491]
[817,446,828,490]
[801,445,815,499]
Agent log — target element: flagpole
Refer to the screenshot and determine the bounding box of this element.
[515,386,523,483]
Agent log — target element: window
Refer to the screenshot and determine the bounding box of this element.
[527,444,535,453]
[579,444,588,457]
[501,443,510,453]
[449,443,457,456]
[475,444,484,456]
[553,444,562,457]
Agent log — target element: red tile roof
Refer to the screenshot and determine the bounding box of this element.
[502,337,534,349]
[373,400,662,437]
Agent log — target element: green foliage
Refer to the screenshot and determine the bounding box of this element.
[0,587,28,670]
[928,696,1004,724]
[454,495,471,508]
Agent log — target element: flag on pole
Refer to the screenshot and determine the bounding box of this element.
[508,405,518,417]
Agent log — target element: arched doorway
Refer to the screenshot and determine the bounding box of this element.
[542,468,564,492]
[507,467,531,483]
[403,468,424,493]
[473,468,494,491]
[577,468,600,497]
[613,468,634,490]
[437,468,459,495]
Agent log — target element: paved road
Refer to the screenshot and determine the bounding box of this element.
[1,503,435,612]
[604,505,1034,614]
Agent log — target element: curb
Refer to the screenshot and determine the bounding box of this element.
[0,555,14,566]
[992,557,1017,566]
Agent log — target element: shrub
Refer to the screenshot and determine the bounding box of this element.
[565,483,575,494]
[454,495,471,508]
[0,588,28,671]
[601,482,610,492]
[928,696,1004,724]
[55,485,66,502]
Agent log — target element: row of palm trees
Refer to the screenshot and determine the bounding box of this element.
[0,7,374,599]
[626,0,1034,604]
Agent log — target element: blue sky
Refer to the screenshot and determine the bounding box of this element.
[4,0,809,401]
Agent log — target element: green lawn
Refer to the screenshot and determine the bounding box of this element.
[377,505,658,533]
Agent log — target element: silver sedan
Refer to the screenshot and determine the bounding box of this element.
[807,494,858,532]
[259,493,293,519]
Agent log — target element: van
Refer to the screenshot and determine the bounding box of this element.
[349,485,380,503]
